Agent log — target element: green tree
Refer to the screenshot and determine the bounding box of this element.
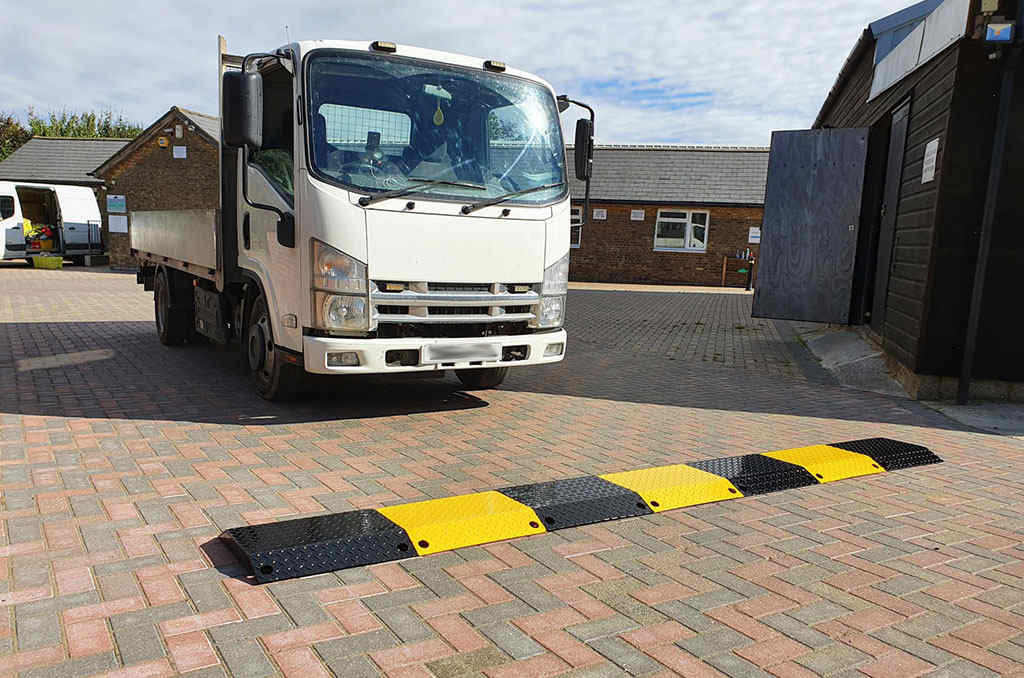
[25,108,143,138]
[0,112,32,162]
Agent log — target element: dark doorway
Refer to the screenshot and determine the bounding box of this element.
[870,100,910,336]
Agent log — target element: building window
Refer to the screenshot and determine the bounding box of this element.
[570,207,582,248]
[0,196,13,220]
[654,210,709,252]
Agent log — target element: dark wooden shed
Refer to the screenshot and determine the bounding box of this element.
[754,0,1024,400]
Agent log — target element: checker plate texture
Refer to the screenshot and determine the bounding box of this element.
[686,454,819,495]
[831,438,942,471]
[499,476,652,529]
[223,510,413,583]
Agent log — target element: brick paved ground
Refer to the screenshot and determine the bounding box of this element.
[1,262,1023,677]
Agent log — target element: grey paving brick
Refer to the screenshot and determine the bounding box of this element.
[207,613,292,643]
[925,661,1000,678]
[676,627,752,658]
[795,644,871,675]
[214,637,277,678]
[315,628,398,662]
[21,652,119,678]
[463,601,535,628]
[426,646,509,678]
[361,586,436,612]
[179,570,232,613]
[588,636,662,676]
[567,614,640,643]
[705,651,774,678]
[868,627,955,667]
[479,622,545,660]
[376,606,435,643]
[761,613,836,649]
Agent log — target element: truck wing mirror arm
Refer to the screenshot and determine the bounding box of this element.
[558,96,595,226]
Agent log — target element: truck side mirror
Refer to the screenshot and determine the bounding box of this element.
[222,71,263,149]
[574,118,593,181]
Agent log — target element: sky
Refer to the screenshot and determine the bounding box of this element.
[0,0,916,147]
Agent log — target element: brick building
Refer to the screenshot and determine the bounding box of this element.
[91,107,219,268]
[565,145,769,287]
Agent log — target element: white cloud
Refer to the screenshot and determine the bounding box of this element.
[0,0,913,145]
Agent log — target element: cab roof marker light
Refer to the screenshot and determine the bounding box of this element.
[370,41,397,53]
[484,60,506,72]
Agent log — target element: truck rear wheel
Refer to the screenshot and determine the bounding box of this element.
[456,367,509,390]
[246,295,302,401]
[154,269,191,346]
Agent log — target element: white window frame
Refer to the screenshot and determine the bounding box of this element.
[570,207,583,248]
[653,209,710,252]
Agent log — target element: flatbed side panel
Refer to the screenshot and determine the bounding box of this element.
[131,209,218,271]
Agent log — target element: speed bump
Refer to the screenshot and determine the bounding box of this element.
[222,437,941,582]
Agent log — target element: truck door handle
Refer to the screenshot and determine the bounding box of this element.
[242,213,251,249]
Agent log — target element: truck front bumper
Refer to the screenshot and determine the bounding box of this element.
[302,330,567,375]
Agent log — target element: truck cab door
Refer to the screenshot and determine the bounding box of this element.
[1,193,24,259]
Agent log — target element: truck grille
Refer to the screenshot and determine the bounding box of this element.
[370,281,540,326]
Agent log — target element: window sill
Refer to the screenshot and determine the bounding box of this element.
[653,247,707,253]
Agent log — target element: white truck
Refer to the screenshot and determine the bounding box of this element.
[1,181,104,263]
[133,37,595,400]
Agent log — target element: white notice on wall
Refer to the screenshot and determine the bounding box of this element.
[173,145,187,159]
[748,227,762,244]
[593,208,607,220]
[630,209,645,221]
[922,138,939,183]
[109,215,128,233]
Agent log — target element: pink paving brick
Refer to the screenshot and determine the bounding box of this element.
[95,658,175,678]
[620,621,695,649]
[273,646,332,678]
[482,652,570,678]
[733,594,798,618]
[512,607,587,636]
[166,630,219,673]
[63,596,146,624]
[951,619,1019,648]
[645,644,728,677]
[858,650,935,677]
[139,575,184,606]
[326,600,383,634]
[370,638,455,671]
[461,575,515,605]
[923,580,986,602]
[66,618,114,657]
[411,593,484,619]
[705,605,778,641]
[428,614,489,653]
[839,607,905,633]
[483,542,536,568]
[444,558,508,579]
[536,629,604,668]
[734,637,811,667]
[0,586,51,606]
[315,580,387,604]
[55,567,94,596]
[262,622,344,653]
[223,579,281,619]
[158,608,241,636]
[369,562,421,590]
[0,645,65,673]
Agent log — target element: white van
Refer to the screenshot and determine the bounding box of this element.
[0,181,104,263]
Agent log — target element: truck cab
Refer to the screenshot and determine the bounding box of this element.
[136,38,594,400]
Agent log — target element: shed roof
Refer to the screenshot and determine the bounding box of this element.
[0,137,130,186]
[93,107,219,178]
[566,144,770,206]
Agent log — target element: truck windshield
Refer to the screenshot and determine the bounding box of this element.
[306,51,567,206]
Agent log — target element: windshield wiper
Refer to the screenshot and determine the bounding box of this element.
[358,178,486,207]
[460,183,565,215]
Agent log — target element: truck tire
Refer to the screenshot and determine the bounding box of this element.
[154,269,191,346]
[71,256,85,266]
[456,367,509,390]
[246,295,302,401]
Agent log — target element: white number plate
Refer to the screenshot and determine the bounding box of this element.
[424,343,501,364]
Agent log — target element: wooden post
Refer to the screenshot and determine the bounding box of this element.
[721,256,727,287]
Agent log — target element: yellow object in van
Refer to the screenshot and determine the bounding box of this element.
[33,256,63,269]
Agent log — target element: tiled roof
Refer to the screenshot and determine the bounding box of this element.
[178,108,220,141]
[0,137,129,186]
[567,144,770,205]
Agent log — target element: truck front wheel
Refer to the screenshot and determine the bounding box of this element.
[455,367,508,390]
[246,295,302,401]
[154,269,190,346]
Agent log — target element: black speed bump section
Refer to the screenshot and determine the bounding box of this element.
[221,438,941,582]
[222,509,412,584]
[499,476,652,529]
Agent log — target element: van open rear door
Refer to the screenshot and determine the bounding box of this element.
[53,185,103,257]
[1,185,25,260]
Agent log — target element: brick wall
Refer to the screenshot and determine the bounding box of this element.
[569,202,763,287]
[96,117,219,268]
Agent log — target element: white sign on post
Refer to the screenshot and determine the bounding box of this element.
[108,215,129,233]
[748,227,762,244]
[173,145,187,159]
[922,138,939,183]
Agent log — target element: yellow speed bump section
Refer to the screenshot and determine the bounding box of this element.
[377,490,545,556]
[761,445,883,483]
[601,464,742,512]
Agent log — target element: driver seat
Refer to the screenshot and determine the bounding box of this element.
[312,113,329,168]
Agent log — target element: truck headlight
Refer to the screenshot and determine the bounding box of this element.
[541,252,569,295]
[315,292,368,331]
[313,239,367,294]
[533,295,565,328]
